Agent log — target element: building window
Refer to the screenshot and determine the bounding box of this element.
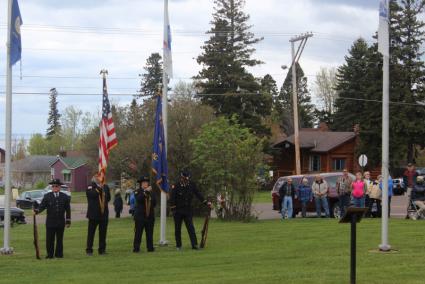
[309,155,321,172]
[63,173,71,183]
[50,167,55,178]
[333,158,346,171]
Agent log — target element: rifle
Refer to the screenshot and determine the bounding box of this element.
[33,204,41,260]
[200,206,212,249]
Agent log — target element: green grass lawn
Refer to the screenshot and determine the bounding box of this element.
[70,191,87,204]
[253,190,271,203]
[0,217,423,284]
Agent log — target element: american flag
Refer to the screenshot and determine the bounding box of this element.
[98,75,117,185]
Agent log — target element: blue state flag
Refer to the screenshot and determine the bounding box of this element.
[10,0,23,66]
[151,93,169,193]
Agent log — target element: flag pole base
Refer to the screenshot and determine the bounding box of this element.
[378,244,392,252]
[0,247,14,255]
[158,240,169,246]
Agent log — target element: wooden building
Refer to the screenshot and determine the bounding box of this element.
[272,128,361,178]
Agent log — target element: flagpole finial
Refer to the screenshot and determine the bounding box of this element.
[100,69,109,79]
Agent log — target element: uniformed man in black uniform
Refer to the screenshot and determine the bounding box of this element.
[169,171,211,250]
[86,175,111,256]
[35,179,71,259]
[133,176,156,253]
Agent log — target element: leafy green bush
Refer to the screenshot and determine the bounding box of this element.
[191,116,265,221]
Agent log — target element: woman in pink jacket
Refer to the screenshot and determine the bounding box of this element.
[351,172,367,208]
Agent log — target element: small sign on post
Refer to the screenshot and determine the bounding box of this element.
[358,154,368,173]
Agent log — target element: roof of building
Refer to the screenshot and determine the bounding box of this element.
[10,155,57,173]
[273,131,356,153]
[51,156,88,169]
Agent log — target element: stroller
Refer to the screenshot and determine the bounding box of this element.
[408,178,425,220]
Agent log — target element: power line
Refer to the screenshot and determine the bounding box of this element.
[0,85,138,90]
[337,96,425,107]
[0,92,136,96]
[0,73,316,81]
[0,74,138,80]
[0,23,358,42]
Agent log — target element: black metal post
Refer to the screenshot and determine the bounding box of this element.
[350,214,357,284]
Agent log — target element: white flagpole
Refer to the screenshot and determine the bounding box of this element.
[380,53,390,251]
[1,0,14,255]
[379,0,391,252]
[159,0,170,246]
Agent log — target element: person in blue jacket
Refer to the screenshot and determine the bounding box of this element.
[379,175,393,217]
[129,189,136,216]
[296,178,312,218]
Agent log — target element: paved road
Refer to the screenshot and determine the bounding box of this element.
[27,203,133,224]
[25,194,409,224]
[254,194,409,220]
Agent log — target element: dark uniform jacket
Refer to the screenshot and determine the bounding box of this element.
[133,188,156,222]
[86,182,111,220]
[37,192,71,228]
[113,194,123,212]
[169,181,206,214]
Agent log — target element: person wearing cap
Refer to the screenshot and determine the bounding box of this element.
[85,175,111,256]
[169,171,211,250]
[336,169,353,217]
[133,176,156,253]
[403,163,418,219]
[34,179,71,259]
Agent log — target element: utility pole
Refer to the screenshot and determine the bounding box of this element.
[289,32,313,175]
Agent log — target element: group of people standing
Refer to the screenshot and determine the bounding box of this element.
[34,171,211,259]
[278,175,333,219]
[336,170,392,218]
[277,169,393,220]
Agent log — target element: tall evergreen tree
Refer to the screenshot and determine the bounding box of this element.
[332,39,371,131]
[138,52,163,99]
[390,0,425,163]
[275,63,315,135]
[46,88,61,138]
[196,0,271,136]
[126,98,142,130]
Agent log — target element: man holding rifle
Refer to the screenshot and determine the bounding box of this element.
[170,171,211,250]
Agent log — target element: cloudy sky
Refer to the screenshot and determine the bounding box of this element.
[0,0,381,147]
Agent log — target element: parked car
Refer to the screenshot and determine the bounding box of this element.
[45,184,71,198]
[271,172,356,219]
[16,190,48,209]
[0,195,26,225]
[416,167,425,176]
[392,178,406,195]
